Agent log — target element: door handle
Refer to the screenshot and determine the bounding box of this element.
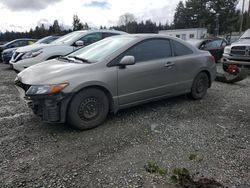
[164,62,175,67]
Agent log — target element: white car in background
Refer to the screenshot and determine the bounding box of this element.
[10,30,126,72]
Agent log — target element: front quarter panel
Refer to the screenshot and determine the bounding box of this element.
[62,62,117,97]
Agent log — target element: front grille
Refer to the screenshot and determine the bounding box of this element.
[232,46,246,50]
[12,52,24,63]
[231,46,250,57]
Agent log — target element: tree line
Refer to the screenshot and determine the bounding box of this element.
[173,0,249,35]
[0,0,249,42]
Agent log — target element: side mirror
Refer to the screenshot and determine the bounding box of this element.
[119,56,135,66]
[75,40,84,47]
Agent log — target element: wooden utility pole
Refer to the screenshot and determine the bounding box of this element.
[240,0,245,35]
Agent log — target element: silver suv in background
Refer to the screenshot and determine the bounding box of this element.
[15,34,216,130]
[10,30,127,72]
[222,29,250,81]
[223,29,250,63]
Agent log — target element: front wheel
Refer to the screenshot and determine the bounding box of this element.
[67,88,109,130]
[188,72,209,100]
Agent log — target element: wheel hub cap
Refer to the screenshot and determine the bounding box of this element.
[78,97,98,120]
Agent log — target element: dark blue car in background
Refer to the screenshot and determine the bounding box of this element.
[0,38,36,62]
[1,36,60,63]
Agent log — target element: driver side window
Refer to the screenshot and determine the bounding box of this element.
[79,33,102,46]
[7,41,19,48]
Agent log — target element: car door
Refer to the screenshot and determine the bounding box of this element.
[204,39,223,61]
[170,40,197,91]
[117,38,177,105]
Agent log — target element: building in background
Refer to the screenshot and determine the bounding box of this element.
[159,28,208,40]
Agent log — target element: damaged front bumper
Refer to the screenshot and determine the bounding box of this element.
[222,58,250,67]
[15,83,73,123]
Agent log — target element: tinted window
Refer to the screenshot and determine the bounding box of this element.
[172,40,193,56]
[102,32,120,38]
[124,39,172,63]
[7,41,19,48]
[204,40,222,50]
[79,33,102,46]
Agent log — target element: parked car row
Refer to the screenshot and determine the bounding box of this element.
[4,28,250,130]
[13,31,216,130]
[10,30,126,72]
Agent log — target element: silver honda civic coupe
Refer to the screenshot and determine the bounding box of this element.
[15,34,216,130]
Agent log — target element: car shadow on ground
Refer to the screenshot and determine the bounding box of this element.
[40,94,189,133]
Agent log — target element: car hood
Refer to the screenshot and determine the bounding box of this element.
[231,39,250,46]
[16,43,66,53]
[2,47,18,53]
[18,59,92,85]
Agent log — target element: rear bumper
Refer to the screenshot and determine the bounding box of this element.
[15,84,73,123]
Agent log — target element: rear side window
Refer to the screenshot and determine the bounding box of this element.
[79,33,102,46]
[172,40,193,56]
[124,39,172,63]
[102,32,120,39]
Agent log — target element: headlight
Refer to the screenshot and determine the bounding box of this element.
[224,46,231,54]
[26,83,68,95]
[3,50,14,55]
[22,49,43,60]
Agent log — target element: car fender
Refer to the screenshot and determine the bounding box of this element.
[70,81,118,113]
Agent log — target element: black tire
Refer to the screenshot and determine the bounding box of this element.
[188,72,209,100]
[67,88,109,130]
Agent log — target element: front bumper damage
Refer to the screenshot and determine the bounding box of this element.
[15,82,73,123]
[222,58,250,68]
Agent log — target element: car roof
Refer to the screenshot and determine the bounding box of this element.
[107,34,198,52]
[74,29,127,34]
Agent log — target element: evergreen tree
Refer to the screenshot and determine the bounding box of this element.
[73,15,83,31]
[174,1,188,29]
[207,0,239,34]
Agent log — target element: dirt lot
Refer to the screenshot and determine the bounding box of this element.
[0,63,249,188]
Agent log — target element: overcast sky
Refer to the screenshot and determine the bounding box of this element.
[0,0,248,32]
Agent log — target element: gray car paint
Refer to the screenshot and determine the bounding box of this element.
[17,34,216,113]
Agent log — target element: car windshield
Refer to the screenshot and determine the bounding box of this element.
[67,35,135,63]
[4,40,18,47]
[36,36,59,44]
[51,31,86,45]
[240,29,250,39]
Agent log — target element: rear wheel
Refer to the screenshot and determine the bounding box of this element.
[67,88,109,130]
[188,72,209,100]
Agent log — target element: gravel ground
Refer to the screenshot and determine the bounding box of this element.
[0,63,249,188]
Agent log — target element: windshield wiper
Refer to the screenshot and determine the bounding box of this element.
[68,56,91,64]
[58,56,75,62]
